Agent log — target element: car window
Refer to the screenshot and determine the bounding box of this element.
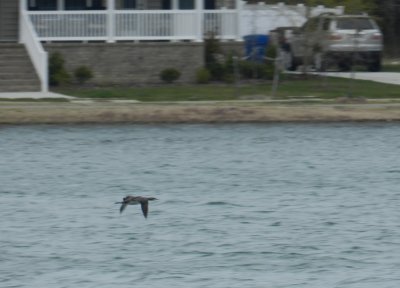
[336,18,374,30]
[321,18,331,31]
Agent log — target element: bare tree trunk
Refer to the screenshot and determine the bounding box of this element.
[377,0,400,57]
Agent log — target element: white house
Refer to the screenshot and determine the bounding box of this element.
[0,0,343,92]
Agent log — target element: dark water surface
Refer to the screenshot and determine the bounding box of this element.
[1,123,400,288]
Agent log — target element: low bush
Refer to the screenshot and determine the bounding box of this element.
[74,66,93,84]
[196,67,211,84]
[160,68,181,84]
[49,52,70,86]
[207,62,225,81]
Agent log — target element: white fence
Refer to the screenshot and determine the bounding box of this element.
[241,3,344,36]
[28,10,239,42]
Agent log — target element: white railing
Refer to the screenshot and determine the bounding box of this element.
[204,10,237,40]
[20,11,48,92]
[29,11,108,41]
[114,10,197,41]
[27,10,238,42]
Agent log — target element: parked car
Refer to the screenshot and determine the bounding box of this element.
[287,13,383,72]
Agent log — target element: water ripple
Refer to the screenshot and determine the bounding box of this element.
[1,123,400,288]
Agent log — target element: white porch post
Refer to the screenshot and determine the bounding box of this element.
[20,0,27,10]
[19,0,27,44]
[107,0,115,42]
[57,0,63,10]
[171,0,179,42]
[195,0,204,42]
[235,0,242,41]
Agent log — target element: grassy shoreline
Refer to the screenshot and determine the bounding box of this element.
[2,101,400,124]
[2,75,400,124]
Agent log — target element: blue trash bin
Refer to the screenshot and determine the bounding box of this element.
[243,34,269,62]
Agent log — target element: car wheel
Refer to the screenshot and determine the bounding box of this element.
[288,53,299,71]
[367,54,381,72]
[338,60,351,72]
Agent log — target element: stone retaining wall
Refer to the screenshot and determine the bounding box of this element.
[44,42,205,85]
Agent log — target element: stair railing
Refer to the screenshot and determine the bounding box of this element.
[19,5,48,92]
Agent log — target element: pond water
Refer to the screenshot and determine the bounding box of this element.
[1,123,400,288]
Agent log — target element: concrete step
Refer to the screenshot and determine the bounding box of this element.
[0,54,32,62]
[0,48,27,55]
[0,43,24,48]
[0,79,41,92]
[0,55,31,65]
[0,72,39,80]
[0,43,42,92]
[0,66,36,74]
[0,85,41,92]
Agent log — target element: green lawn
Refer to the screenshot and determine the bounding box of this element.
[382,63,400,72]
[54,75,400,102]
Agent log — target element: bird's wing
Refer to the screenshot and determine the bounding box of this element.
[120,203,128,213]
[140,201,149,218]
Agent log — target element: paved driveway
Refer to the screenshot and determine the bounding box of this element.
[320,72,400,85]
[0,92,74,99]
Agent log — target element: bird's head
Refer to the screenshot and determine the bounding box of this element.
[148,197,158,201]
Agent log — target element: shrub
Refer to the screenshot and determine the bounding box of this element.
[239,60,266,79]
[204,32,221,65]
[74,66,93,84]
[263,45,278,80]
[49,52,70,86]
[205,32,227,81]
[196,67,211,84]
[207,62,225,81]
[224,53,236,75]
[160,68,181,84]
[223,73,235,84]
[237,45,278,80]
[238,61,255,79]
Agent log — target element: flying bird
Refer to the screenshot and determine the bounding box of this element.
[115,196,157,218]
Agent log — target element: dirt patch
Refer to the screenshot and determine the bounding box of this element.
[1,102,400,124]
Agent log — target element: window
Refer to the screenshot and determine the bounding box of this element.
[65,0,87,10]
[124,0,136,9]
[205,0,215,10]
[91,0,105,9]
[29,0,57,10]
[162,0,171,9]
[321,18,331,31]
[179,0,194,9]
[336,18,374,30]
